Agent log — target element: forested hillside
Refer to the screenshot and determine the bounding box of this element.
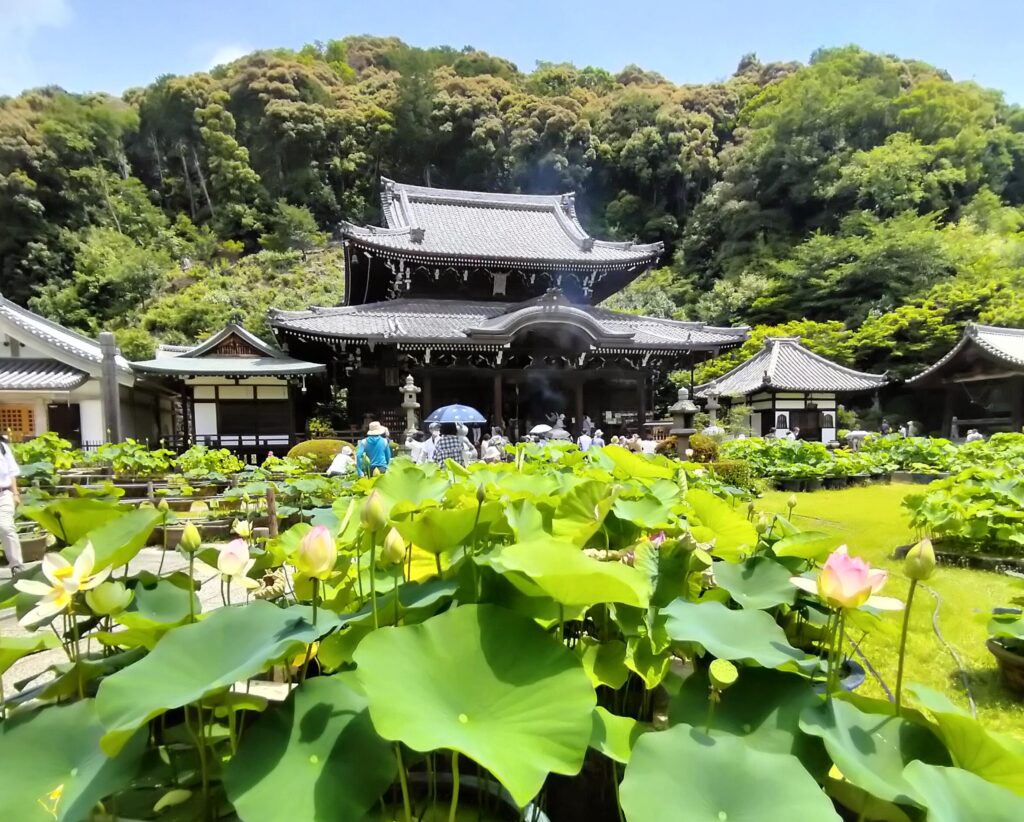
[2,36,1023,373]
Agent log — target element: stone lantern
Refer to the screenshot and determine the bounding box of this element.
[702,383,724,437]
[668,387,699,457]
[399,374,421,440]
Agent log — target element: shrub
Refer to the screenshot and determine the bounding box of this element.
[174,444,245,477]
[287,439,347,471]
[689,433,719,463]
[711,459,753,489]
[12,431,77,471]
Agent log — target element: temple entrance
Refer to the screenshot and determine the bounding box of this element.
[507,376,571,438]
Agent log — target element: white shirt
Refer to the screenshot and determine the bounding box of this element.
[577,434,593,452]
[420,436,438,463]
[327,451,354,475]
[640,440,657,455]
[0,443,20,490]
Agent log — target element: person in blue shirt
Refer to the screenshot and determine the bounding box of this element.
[356,421,393,477]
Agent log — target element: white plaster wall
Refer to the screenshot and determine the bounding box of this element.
[194,403,218,436]
[78,399,104,444]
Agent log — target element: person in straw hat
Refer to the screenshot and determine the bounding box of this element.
[356,420,393,477]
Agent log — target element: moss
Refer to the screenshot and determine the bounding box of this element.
[286,439,350,471]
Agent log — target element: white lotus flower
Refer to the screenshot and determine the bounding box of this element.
[14,544,112,627]
[217,539,258,589]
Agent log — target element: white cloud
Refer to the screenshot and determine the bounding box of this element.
[0,0,73,94]
[207,44,251,69]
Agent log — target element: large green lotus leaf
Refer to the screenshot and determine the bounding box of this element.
[77,507,163,569]
[669,667,829,777]
[907,684,1024,795]
[903,761,1024,821]
[0,700,145,822]
[504,499,548,541]
[590,706,643,764]
[372,463,450,516]
[0,633,61,676]
[19,497,123,544]
[799,698,951,806]
[224,673,395,821]
[663,599,808,668]
[772,531,840,561]
[685,489,757,561]
[824,777,914,822]
[624,634,671,689]
[96,602,326,754]
[353,604,595,807]
[394,505,479,555]
[713,556,797,610]
[493,470,561,500]
[551,481,615,545]
[612,494,674,529]
[487,539,651,608]
[619,723,841,822]
[577,637,629,689]
[118,571,199,630]
[599,445,676,480]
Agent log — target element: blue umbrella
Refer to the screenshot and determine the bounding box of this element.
[424,404,487,424]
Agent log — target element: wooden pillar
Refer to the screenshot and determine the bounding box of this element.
[492,374,503,429]
[1010,376,1024,432]
[942,384,956,439]
[574,375,584,434]
[637,373,647,427]
[422,372,433,416]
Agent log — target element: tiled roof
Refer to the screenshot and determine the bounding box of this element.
[133,323,325,377]
[0,358,89,390]
[271,292,748,352]
[908,324,1024,384]
[696,337,887,397]
[340,178,663,269]
[131,357,325,378]
[0,293,131,375]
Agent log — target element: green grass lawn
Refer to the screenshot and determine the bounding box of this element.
[757,482,1024,739]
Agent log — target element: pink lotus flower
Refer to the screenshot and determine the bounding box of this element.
[217,539,258,589]
[791,545,902,611]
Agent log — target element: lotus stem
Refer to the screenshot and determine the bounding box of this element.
[895,579,918,713]
[394,743,412,822]
[449,752,461,822]
[188,554,196,623]
[158,517,168,575]
[299,580,319,685]
[369,539,379,629]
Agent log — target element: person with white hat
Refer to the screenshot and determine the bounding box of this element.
[591,429,605,448]
[356,421,392,477]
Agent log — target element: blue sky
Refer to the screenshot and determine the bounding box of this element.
[2,0,1023,102]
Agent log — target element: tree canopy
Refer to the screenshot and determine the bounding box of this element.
[1,38,1023,376]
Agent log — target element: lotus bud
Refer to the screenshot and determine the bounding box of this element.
[380,527,406,567]
[904,538,936,581]
[755,512,772,535]
[709,658,738,691]
[295,525,338,580]
[179,522,202,554]
[157,499,170,513]
[746,500,755,519]
[86,580,133,616]
[476,483,486,504]
[232,519,253,539]
[361,489,388,532]
[787,494,798,511]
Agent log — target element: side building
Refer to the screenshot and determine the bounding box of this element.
[0,293,168,446]
[908,324,1024,437]
[696,337,887,441]
[130,323,325,461]
[272,178,748,437]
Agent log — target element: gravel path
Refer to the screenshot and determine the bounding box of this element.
[1,548,254,701]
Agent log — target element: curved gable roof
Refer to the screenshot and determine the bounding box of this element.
[908,324,1024,385]
[340,177,663,270]
[697,337,887,397]
[0,293,131,379]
